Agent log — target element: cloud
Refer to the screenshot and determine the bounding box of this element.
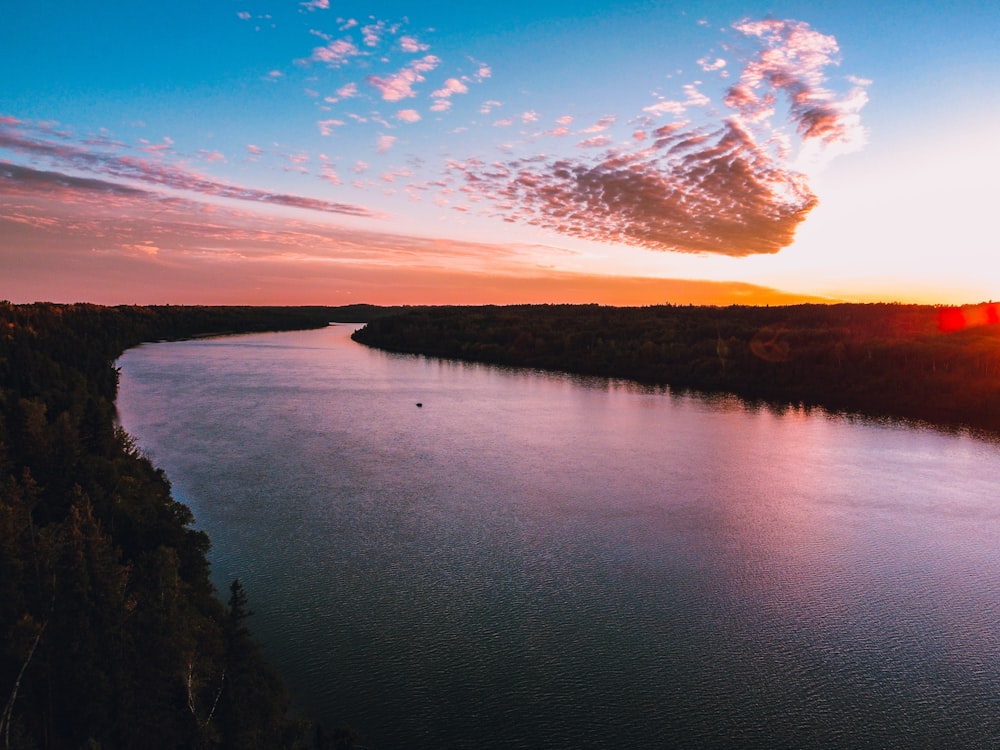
[440,17,867,257]
[300,0,329,10]
[580,115,616,134]
[432,78,469,99]
[309,39,361,67]
[698,57,727,72]
[451,118,817,255]
[479,100,502,115]
[643,85,710,118]
[1,160,151,199]
[726,18,869,147]
[396,109,421,123]
[366,55,441,101]
[318,157,341,186]
[317,118,345,135]
[376,134,397,153]
[0,119,375,218]
[399,35,429,53]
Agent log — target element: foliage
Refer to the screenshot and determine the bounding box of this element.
[0,302,371,750]
[352,303,1000,434]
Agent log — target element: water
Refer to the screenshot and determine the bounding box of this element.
[116,324,1000,749]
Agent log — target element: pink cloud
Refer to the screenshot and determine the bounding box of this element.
[138,136,174,154]
[366,55,441,101]
[317,119,346,135]
[0,119,374,218]
[442,13,870,260]
[580,115,616,133]
[698,57,727,72]
[300,0,329,10]
[361,21,387,47]
[198,150,226,163]
[432,78,469,99]
[556,115,574,125]
[310,39,361,67]
[396,109,421,123]
[521,111,539,123]
[728,18,870,146]
[399,35,429,53]
[577,135,612,149]
[479,100,502,114]
[319,161,341,185]
[450,117,817,255]
[375,135,397,153]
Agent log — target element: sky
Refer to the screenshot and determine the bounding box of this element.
[2,0,998,306]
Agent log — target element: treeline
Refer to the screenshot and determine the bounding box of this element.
[0,302,366,750]
[352,303,1000,433]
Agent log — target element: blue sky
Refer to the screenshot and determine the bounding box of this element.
[2,0,998,305]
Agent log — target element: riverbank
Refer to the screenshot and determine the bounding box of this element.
[351,302,1000,435]
[0,302,373,749]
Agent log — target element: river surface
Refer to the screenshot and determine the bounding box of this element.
[116,324,1000,749]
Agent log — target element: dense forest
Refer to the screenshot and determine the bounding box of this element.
[352,302,1000,434]
[0,302,372,750]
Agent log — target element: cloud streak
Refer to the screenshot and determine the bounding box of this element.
[0,118,375,218]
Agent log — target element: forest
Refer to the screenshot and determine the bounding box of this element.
[0,302,369,750]
[352,302,1000,435]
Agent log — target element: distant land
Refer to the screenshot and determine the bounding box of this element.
[352,302,1000,436]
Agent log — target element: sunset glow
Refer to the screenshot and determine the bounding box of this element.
[2,1,997,306]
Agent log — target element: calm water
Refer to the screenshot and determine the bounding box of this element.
[116,325,1000,749]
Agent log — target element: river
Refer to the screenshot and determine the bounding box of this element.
[116,323,1000,749]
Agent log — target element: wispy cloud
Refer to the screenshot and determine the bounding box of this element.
[726,18,867,146]
[317,118,345,135]
[375,134,397,153]
[0,118,375,218]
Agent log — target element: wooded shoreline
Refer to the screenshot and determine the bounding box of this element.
[351,302,1000,436]
[0,302,371,750]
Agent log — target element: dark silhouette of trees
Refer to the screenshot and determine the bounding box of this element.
[352,303,1000,434]
[0,302,373,750]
